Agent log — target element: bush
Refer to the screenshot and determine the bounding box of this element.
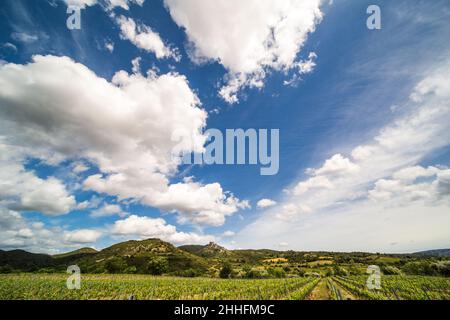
[177,268,203,278]
[381,265,402,275]
[402,261,436,276]
[431,261,450,277]
[244,269,266,279]
[0,265,13,274]
[333,265,348,276]
[219,262,233,279]
[105,258,128,274]
[146,257,169,275]
[124,266,137,274]
[268,267,286,278]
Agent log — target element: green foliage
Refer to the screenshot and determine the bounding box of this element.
[0,265,13,273]
[244,269,266,279]
[402,261,436,276]
[333,265,348,276]
[333,275,450,300]
[1,238,450,282]
[1,273,448,300]
[123,266,137,274]
[105,258,128,274]
[175,268,203,278]
[0,274,319,300]
[0,250,55,272]
[431,261,450,277]
[268,267,286,278]
[219,262,233,279]
[286,278,320,300]
[381,265,402,275]
[146,257,168,275]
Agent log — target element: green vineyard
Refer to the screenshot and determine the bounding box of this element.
[0,274,448,300]
[332,275,450,300]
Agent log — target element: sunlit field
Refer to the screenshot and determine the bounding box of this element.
[0,274,448,300]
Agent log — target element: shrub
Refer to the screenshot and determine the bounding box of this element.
[219,262,233,279]
[146,257,169,275]
[105,258,128,274]
[177,268,203,277]
[268,267,286,278]
[402,261,436,276]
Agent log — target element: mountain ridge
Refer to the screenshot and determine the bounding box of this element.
[414,248,450,257]
[1,239,449,277]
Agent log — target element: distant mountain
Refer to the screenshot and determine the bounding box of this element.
[0,239,209,275]
[53,247,98,259]
[414,249,450,257]
[51,247,99,265]
[76,238,210,275]
[179,242,229,258]
[179,243,298,265]
[0,249,54,271]
[2,240,450,276]
[178,245,204,255]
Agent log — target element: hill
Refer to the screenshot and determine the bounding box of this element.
[53,247,98,259]
[75,238,209,275]
[414,249,450,257]
[1,241,449,277]
[179,242,229,258]
[0,239,209,275]
[0,249,54,272]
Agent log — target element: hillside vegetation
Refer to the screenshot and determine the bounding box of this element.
[1,239,449,278]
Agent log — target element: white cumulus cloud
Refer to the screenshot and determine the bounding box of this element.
[116,15,179,60]
[63,229,102,243]
[0,145,76,216]
[164,0,323,103]
[111,214,214,244]
[90,204,127,218]
[256,198,277,208]
[0,55,246,226]
[0,208,100,253]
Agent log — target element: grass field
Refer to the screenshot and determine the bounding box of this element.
[0,274,448,300]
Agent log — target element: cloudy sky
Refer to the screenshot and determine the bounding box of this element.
[0,0,449,254]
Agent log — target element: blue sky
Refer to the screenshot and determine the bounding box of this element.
[0,0,450,254]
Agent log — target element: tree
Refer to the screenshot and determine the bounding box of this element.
[219,262,233,279]
[146,257,168,275]
[333,265,348,276]
[105,258,127,274]
[268,267,286,278]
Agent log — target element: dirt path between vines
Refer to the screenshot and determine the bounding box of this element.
[306,279,330,300]
[306,278,360,300]
[329,278,359,300]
